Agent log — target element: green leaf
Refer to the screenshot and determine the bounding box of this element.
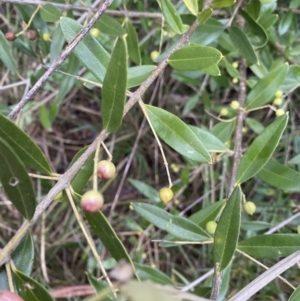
[278,10,293,36]
[85,211,135,265]
[288,154,300,165]
[134,263,174,285]
[289,285,300,301]
[102,38,127,132]
[239,9,267,48]
[125,21,141,65]
[211,121,235,143]
[236,114,288,184]
[189,199,226,229]
[189,126,229,153]
[145,105,211,163]
[161,0,184,34]
[13,232,34,276]
[238,234,300,259]
[168,45,223,71]
[198,8,213,25]
[225,61,240,78]
[96,14,126,37]
[129,179,160,203]
[60,17,110,82]
[0,31,18,72]
[0,138,36,220]
[240,221,270,232]
[61,146,94,203]
[128,65,156,88]
[183,0,198,16]
[40,4,61,22]
[14,269,55,301]
[0,113,52,174]
[39,105,52,131]
[246,0,261,20]
[228,26,258,64]
[133,203,210,242]
[213,186,242,272]
[202,64,221,76]
[245,117,265,134]
[0,233,34,290]
[246,64,289,110]
[257,160,300,192]
[211,0,236,8]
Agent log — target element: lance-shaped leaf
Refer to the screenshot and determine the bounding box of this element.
[85,211,135,266]
[228,26,258,64]
[60,17,110,82]
[96,14,126,37]
[257,160,300,192]
[246,0,261,20]
[211,0,236,8]
[125,21,141,65]
[289,285,300,301]
[14,269,55,301]
[246,64,289,110]
[239,9,267,48]
[129,179,160,203]
[198,8,213,25]
[133,203,210,242]
[236,114,288,184]
[0,138,36,220]
[183,0,198,16]
[211,121,236,143]
[134,263,174,285]
[102,38,127,132]
[128,65,156,88]
[0,113,52,174]
[161,0,184,34]
[40,4,61,22]
[238,234,300,259]
[0,32,17,72]
[145,105,211,163]
[168,44,222,71]
[189,126,228,153]
[213,186,242,272]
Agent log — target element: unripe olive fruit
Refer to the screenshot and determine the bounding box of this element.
[150,50,159,61]
[232,61,238,68]
[273,97,283,106]
[159,187,173,203]
[243,201,256,215]
[5,32,16,41]
[206,221,217,235]
[90,28,100,38]
[97,160,116,180]
[42,32,51,41]
[220,108,228,116]
[0,290,24,301]
[81,190,104,213]
[275,90,283,98]
[232,77,239,84]
[230,100,239,110]
[276,109,285,117]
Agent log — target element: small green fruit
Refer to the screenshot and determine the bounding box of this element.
[159,187,173,203]
[230,100,240,110]
[150,50,159,61]
[273,97,283,106]
[90,28,100,38]
[206,221,217,235]
[243,201,256,215]
[42,32,51,41]
[275,90,283,98]
[276,109,285,117]
[97,160,116,180]
[81,190,104,213]
[220,108,228,116]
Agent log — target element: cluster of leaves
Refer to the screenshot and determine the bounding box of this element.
[1,0,300,300]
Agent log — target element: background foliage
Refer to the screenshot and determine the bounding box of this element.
[1,0,300,300]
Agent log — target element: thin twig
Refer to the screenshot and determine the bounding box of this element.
[8,0,114,120]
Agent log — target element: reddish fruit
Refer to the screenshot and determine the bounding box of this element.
[5,32,16,41]
[97,160,116,180]
[81,190,104,213]
[0,291,24,301]
[159,187,174,203]
[27,30,37,41]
